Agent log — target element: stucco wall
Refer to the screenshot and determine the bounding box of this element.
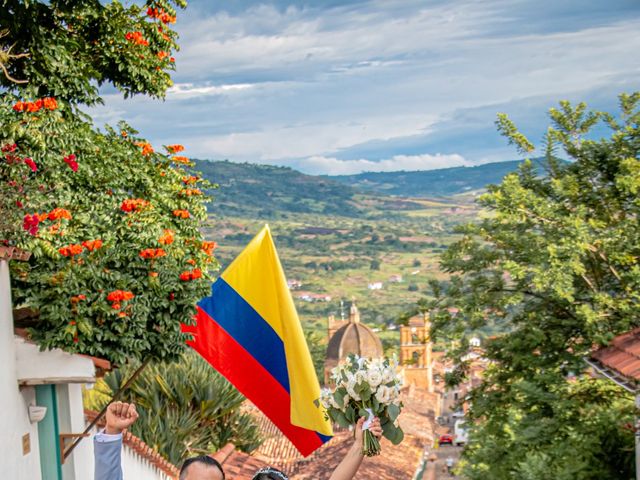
[0,260,42,479]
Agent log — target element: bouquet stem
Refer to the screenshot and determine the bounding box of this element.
[362,429,381,457]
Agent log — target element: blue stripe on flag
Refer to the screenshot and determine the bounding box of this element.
[198,278,290,393]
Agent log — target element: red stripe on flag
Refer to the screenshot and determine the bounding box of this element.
[182,306,325,457]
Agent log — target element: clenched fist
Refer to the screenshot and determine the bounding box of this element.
[105,401,139,435]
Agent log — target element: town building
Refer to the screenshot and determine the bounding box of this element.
[400,313,434,392]
[324,300,383,384]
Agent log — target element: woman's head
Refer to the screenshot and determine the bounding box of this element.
[251,467,289,480]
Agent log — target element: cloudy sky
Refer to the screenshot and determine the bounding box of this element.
[94,0,640,175]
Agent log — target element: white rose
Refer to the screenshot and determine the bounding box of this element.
[367,369,383,388]
[375,386,389,404]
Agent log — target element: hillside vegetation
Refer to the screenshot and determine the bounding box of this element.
[330,159,547,196]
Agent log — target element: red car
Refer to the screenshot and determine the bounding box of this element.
[439,434,453,445]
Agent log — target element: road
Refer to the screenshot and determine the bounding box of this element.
[421,444,462,480]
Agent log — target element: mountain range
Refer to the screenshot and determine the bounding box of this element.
[194,158,539,217]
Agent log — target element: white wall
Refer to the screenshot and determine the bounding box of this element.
[0,260,42,480]
[81,424,175,480]
[57,384,94,480]
[121,446,174,480]
[15,338,96,385]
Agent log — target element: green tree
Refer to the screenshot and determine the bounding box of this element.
[1,0,183,103]
[86,352,262,464]
[422,94,639,479]
[1,0,215,364]
[370,258,381,270]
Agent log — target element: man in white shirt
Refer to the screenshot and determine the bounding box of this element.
[94,402,138,480]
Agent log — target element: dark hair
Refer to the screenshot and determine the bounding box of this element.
[252,467,289,480]
[179,455,225,480]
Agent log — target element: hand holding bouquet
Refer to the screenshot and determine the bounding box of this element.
[321,354,404,456]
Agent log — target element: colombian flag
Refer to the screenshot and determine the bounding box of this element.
[182,225,333,456]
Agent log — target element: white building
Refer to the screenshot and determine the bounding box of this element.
[1,250,176,480]
[368,282,383,290]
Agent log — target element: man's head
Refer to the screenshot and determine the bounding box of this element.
[179,456,225,480]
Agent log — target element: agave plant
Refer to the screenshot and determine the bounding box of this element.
[86,352,262,465]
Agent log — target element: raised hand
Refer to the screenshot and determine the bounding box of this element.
[354,416,383,445]
[105,401,139,435]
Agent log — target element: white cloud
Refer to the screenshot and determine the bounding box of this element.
[93,0,640,170]
[300,153,470,175]
[166,82,254,99]
[191,114,439,161]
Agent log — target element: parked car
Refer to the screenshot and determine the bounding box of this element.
[454,419,468,446]
[439,433,453,445]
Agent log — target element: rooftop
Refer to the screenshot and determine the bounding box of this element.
[590,327,640,392]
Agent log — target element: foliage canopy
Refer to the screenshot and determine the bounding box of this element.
[422,93,640,479]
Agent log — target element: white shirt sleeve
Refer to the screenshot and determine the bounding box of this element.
[94,429,123,443]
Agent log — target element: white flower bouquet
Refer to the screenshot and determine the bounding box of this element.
[321,354,404,456]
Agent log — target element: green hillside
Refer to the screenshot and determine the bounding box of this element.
[194,159,363,218]
[329,159,547,197]
[194,158,543,217]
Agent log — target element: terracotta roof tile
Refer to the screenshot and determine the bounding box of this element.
[592,327,640,382]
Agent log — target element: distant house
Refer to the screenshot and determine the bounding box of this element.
[368,282,383,290]
[296,292,332,302]
[287,279,303,290]
[389,274,403,283]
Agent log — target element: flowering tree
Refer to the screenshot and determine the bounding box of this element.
[1,1,216,365]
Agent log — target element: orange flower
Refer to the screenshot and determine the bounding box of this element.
[111,303,121,310]
[180,188,203,197]
[12,101,26,112]
[149,271,159,278]
[182,176,199,185]
[59,244,84,257]
[201,241,217,256]
[34,212,49,222]
[107,290,134,303]
[26,100,43,112]
[157,51,169,60]
[171,155,191,164]
[118,311,127,318]
[48,208,72,221]
[120,198,150,212]
[135,142,154,156]
[70,294,86,303]
[139,248,167,259]
[173,209,190,219]
[186,259,196,265]
[159,12,176,24]
[121,130,128,138]
[43,97,58,110]
[158,229,174,245]
[82,239,103,251]
[125,31,149,46]
[179,268,202,281]
[166,144,184,154]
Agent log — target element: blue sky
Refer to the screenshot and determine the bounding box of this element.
[94,0,640,174]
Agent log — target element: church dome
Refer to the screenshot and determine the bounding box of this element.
[326,322,383,362]
[325,301,383,363]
